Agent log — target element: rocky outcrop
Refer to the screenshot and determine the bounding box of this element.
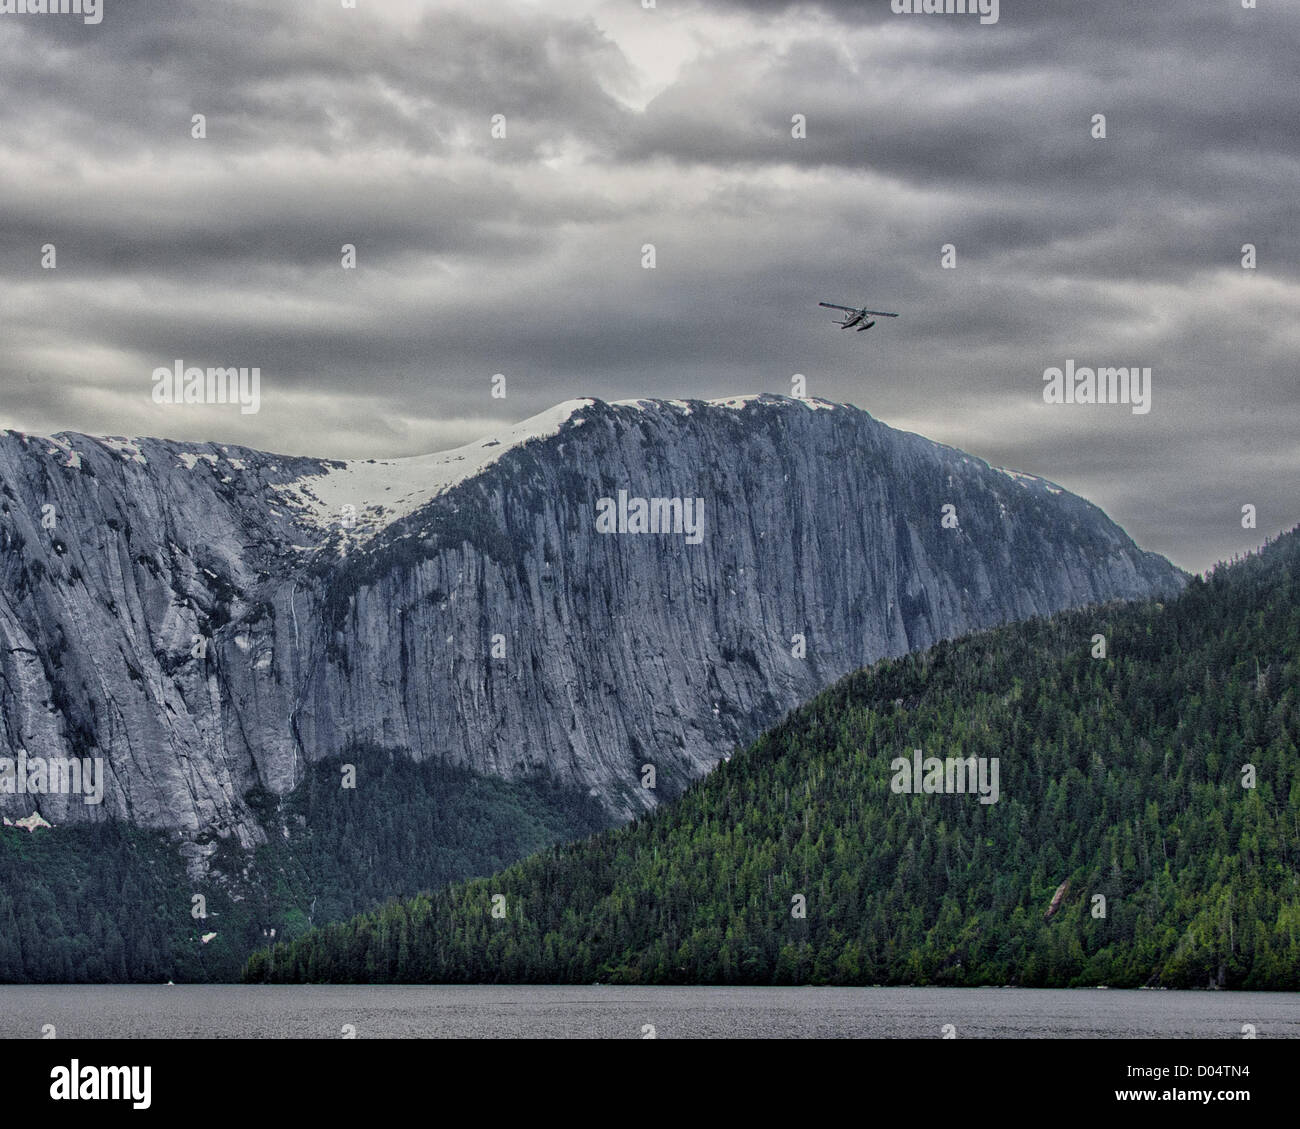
[0,395,1184,850]
[1044,879,1071,921]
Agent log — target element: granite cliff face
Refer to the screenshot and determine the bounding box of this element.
[0,395,1184,856]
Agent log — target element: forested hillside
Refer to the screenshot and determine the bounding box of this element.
[246,529,1300,989]
[0,753,609,982]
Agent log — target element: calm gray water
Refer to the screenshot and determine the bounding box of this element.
[1,986,1297,1038]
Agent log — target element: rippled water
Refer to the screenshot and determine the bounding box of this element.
[2,985,1297,1039]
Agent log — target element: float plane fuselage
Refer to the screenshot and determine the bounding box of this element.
[818,302,899,333]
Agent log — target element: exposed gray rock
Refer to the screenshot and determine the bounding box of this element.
[0,395,1184,853]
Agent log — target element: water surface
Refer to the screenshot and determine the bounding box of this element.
[2,985,1296,1039]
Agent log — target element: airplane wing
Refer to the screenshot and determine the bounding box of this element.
[819,302,899,317]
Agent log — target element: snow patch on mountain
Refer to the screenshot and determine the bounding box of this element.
[272,398,597,538]
[991,466,1064,495]
[3,812,52,833]
[97,437,148,465]
[612,393,841,413]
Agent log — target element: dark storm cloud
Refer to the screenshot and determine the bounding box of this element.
[0,167,615,279]
[0,0,1295,572]
[1,0,633,158]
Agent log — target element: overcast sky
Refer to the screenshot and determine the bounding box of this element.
[1,0,1296,572]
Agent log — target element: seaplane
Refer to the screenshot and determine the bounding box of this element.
[818,301,899,332]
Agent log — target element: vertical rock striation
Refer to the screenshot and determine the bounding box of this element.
[0,395,1184,851]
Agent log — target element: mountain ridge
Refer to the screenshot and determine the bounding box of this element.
[17,394,1085,546]
[1,395,1185,878]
